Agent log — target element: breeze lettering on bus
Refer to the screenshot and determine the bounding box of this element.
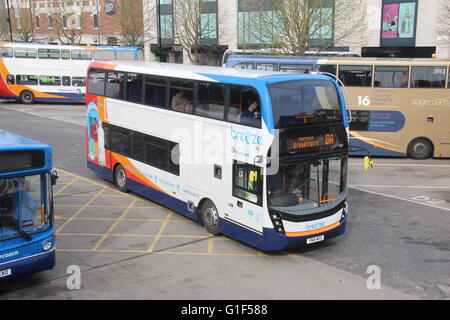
[231,127,262,146]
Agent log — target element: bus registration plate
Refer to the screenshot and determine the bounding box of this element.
[0,268,11,278]
[307,235,324,245]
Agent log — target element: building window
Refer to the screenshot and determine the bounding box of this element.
[200,13,217,42]
[35,15,40,28]
[93,14,99,29]
[48,15,54,29]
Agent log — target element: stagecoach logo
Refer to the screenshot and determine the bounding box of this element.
[0,251,19,261]
[411,97,450,107]
[104,1,117,16]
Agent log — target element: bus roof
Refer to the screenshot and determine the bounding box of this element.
[0,42,140,51]
[89,61,335,83]
[227,55,450,66]
[0,130,50,151]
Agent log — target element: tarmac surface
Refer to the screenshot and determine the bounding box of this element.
[0,102,449,300]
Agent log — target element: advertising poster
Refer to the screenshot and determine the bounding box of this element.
[398,2,416,38]
[382,3,399,38]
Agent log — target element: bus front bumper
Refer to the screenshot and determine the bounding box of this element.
[0,250,55,280]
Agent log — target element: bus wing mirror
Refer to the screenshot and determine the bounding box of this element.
[6,74,15,85]
[364,156,374,170]
[51,170,59,185]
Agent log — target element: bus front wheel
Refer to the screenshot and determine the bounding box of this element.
[19,90,35,104]
[201,200,220,236]
[408,138,433,159]
[114,164,128,192]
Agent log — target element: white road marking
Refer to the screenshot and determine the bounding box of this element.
[349,185,450,212]
[350,185,450,189]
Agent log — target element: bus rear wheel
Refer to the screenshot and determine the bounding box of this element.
[201,200,220,236]
[408,138,433,160]
[114,164,128,192]
[19,90,35,104]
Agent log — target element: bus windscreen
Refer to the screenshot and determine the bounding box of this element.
[269,79,343,128]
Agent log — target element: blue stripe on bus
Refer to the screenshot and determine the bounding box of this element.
[349,136,406,157]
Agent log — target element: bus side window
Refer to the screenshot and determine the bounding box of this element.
[61,49,70,60]
[411,66,446,88]
[88,69,106,96]
[144,76,167,108]
[62,76,71,86]
[233,161,262,206]
[106,72,125,99]
[195,82,225,120]
[0,47,13,58]
[338,65,372,87]
[234,62,254,70]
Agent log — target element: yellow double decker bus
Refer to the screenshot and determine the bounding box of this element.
[226,56,450,159]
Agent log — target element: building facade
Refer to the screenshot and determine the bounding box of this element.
[1,0,448,62]
[1,0,145,47]
[144,0,449,65]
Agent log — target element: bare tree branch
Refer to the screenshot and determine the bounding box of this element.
[54,0,86,45]
[240,0,367,55]
[437,0,450,45]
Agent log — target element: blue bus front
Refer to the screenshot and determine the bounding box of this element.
[0,131,56,280]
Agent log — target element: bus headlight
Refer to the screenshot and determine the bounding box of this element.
[42,241,53,251]
[269,210,285,234]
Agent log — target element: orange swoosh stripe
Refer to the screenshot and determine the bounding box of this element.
[112,153,167,195]
[349,131,400,153]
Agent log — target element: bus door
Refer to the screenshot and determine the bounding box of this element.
[227,161,263,233]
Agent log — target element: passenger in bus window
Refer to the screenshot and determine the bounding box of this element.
[172,91,188,112]
[240,101,260,126]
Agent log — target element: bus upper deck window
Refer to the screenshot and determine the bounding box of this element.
[61,49,70,59]
[14,48,37,59]
[411,66,447,88]
[234,63,254,70]
[0,47,13,58]
[375,66,409,88]
[338,65,372,87]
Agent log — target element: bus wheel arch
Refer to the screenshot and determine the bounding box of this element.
[198,198,221,235]
[407,137,434,160]
[19,90,35,104]
[113,163,128,192]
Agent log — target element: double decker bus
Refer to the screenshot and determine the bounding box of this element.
[226,55,450,159]
[85,61,349,251]
[0,43,143,104]
[0,131,57,280]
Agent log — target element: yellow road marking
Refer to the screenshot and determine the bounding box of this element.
[146,211,173,253]
[56,187,108,233]
[91,198,138,250]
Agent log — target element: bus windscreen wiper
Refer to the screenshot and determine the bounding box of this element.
[0,216,32,241]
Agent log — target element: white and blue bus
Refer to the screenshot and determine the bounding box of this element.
[86,61,349,251]
[0,131,57,280]
[0,43,143,104]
